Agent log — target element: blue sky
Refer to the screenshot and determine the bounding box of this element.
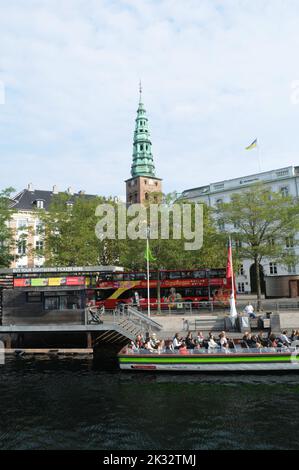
[1,0,299,198]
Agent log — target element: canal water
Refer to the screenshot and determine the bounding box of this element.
[1,355,299,450]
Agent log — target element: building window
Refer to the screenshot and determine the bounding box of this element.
[17,240,26,255]
[144,180,147,184]
[26,292,42,303]
[288,264,296,274]
[238,282,245,293]
[269,262,278,274]
[286,236,294,248]
[140,144,143,151]
[35,222,45,235]
[36,240,44,251]
[17,219,28,230]
[44,296,60,310]
[280,186,289,197]
[238,264,244,275]
[36,200,44,209]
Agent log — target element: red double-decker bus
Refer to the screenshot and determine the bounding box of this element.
[88,268,232,310]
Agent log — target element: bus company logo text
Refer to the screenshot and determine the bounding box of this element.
[95,203,203,251]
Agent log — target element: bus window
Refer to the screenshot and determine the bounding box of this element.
[134,272,147,280]
[95,289,116,300]
[168,271,181,280]
[113,273,124,281]
[184,288,195,296]
[195,287,209,297]
[181,271,193,279]
[208,269,226,278]
[123,273,132,281]
[192,270,206,278]
[149,272,158,280]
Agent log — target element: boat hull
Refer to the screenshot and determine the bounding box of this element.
[118,352,299,372]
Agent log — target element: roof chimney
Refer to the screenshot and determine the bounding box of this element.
[52,185,58,194]
[27,183,33,192]
[67,186,74,195]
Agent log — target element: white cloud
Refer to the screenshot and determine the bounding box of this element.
[0,0,299,195]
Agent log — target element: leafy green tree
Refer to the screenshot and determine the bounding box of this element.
[0,188,15,267]
[39,193,122,266]
[216,183,299,309]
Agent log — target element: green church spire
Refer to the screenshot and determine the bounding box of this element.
[131,83,156,178]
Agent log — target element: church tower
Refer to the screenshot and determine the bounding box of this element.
[125,84,162,204]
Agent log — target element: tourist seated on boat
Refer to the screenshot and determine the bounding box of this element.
[178,341,189,355]
[244,333,261,349]
[173,333,183,350]
[219,332,228,348]
[134,334,144,349]
[196,331,205,346]
[278,330,292,346]
[185,331,195,349]
[164,339,174,353]
[150,333,160,349]
[257,331,268,347]
[221,342,232,354]
[144,339,155,353]
[268,334,278,348]
[208,333,219,350]
[291,329,299,341]
[251,335,262,348]
[129,340,139,352]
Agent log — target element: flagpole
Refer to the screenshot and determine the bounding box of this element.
[229,236,234,298]
[257,142,262,173]
[146,236,151,318]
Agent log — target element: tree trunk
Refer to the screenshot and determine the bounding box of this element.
[255,257,262,311]
[157,268,161,314]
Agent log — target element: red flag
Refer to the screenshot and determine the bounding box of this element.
[226,239,233,280]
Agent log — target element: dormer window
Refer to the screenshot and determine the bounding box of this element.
[66,201,74,209]
[33,199,45,209]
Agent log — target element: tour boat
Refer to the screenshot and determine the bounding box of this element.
[118,345,299,372]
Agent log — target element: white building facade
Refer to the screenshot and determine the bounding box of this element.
[180,166,299,297]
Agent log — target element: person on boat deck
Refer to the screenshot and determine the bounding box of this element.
[208,333,219,349]
[185,331,195,349]
[291,330,298,341]
[178,341,189,355]
[165,340,174,353]
[222,342,231,354]
[244,333,261,348]
[219,331,228,348]
[278,330,292,346]
[150,333,159,349]
[144,339,155,353]
[268,334,278,348]
[243,302,256,319]
[134,334,144,349]
[173,333,182,350]
[196,331,205,346]
[257,331,267,347]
